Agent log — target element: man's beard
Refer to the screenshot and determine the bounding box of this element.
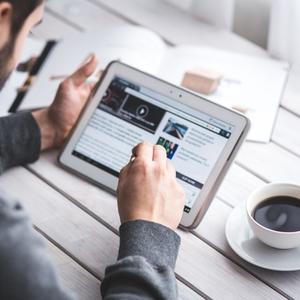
[0,40,14,92]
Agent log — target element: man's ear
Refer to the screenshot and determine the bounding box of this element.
[0,2,12,48]
[0,2,12,18]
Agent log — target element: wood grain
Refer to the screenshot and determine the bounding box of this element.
[281,66,300,116]
[90,0,268,57]
[45,240,101,300]
[47,0,127,31]
[32,8,79,39]
[237,141,300,184]
[272,108,300,157]
[26,153,285,299]
[0,166,203,299]
[217,163,266,208]
[31,152,300,299]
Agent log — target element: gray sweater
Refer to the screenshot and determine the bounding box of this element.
[0,112,180,300]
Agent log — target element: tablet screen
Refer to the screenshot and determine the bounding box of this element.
[72,77,234,213]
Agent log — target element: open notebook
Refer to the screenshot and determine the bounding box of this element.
[18,25,289,142]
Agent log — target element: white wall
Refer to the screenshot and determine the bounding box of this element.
[233,0,272,48]
[164,0,272,49]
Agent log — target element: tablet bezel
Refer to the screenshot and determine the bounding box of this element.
[59,61,250,229]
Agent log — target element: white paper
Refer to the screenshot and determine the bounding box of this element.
[19,25,167,111]
[158,46,289,142]
[0,37,46,116]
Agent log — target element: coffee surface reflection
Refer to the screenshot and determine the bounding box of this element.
[253,196,300,232]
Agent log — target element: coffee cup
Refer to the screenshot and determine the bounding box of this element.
[246,183,300,249]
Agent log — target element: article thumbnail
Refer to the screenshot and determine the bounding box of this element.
[163,118,188,140]
[157,137,178,159]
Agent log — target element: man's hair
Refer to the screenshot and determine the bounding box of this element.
[1,0,43,38]
[0,0,43,91]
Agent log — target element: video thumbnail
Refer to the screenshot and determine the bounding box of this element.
[99,78,166,134]
[163,118,188,140]
[120,95,165,133]
[157,137,178,159]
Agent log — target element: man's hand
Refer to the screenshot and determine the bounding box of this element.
[33,54,98,150]
[117,142,185,230]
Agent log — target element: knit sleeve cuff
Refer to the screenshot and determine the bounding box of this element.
[118,220,180,269]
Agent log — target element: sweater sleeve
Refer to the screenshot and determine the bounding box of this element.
[0,192,75,300]
[101,220,181,300]
[0,112,41,173]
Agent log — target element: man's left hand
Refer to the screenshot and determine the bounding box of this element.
[33,54,98,150]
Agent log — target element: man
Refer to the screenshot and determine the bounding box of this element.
[0,1,185,299]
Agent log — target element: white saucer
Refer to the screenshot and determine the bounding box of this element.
[225,202,300,271]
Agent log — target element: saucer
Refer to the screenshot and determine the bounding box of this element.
[225,202,300,271]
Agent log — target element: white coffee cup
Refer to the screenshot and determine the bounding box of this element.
[246,183,300,249]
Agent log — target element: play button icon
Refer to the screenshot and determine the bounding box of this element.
[136,105,149,118]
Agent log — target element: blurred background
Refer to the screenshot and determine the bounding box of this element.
[3,0,299,132]
[165,0,300,66]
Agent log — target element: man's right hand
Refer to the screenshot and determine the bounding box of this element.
[117,142,185,230]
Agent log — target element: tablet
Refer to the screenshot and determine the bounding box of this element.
[59,61,250,229]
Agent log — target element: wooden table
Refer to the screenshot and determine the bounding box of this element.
[2,0,300,299]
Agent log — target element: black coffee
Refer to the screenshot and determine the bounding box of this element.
[253,196,300,232]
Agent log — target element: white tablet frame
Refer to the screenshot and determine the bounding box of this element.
[59,61,250,229]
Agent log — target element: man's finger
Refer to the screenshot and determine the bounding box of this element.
[153,145,167,165]
[68,54,98,86]
[166,160,176,178]
[132,142,153,162]
[119,164,129,178]
[87,82,96,92]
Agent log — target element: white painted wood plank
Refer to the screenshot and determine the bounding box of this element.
[25,153,284,299]
[2,169,119,277]
[49,230,204,300]
[281,66,300,116]
[272,108,300,156]
[37,154,300,299]
[178,282,204,300]
[48,238,199,300]
[47,0,126,31]
[237,142,300,184]
[29,152,300,298]
[0,167,203,299]
[31,152,300,293]
[217,163,266,207]
[46,0,267,56]
[32,9,78,40]
[91,0,268,57]
[46,241,101,300]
